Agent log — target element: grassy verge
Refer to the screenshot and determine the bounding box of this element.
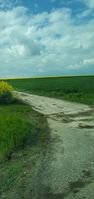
[0,104,34,160]
[0,102,49,198]
[28,90,94,105]
[0,103,49,161]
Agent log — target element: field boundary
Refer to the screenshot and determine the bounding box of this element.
[0,74,94,80]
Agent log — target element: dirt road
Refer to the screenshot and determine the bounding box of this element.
[15,91,94,199]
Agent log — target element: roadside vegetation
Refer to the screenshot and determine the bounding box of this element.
[5,75,94,105]
[0,103,49,198]
[0,104,36,160]
[0,81,49,198]
[0,81,14,104]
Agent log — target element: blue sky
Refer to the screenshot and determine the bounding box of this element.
[0,0,94,77]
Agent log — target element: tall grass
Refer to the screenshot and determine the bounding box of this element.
[0,103,49,198]
[0,104,36,160]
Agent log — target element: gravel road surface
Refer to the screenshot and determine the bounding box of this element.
[15,91,94,199]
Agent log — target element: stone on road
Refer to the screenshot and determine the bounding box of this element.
[15,91,94,199]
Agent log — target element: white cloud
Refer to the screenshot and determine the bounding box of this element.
[0,0,19,9]
[0,4,94,77]
[83,58,94,65]
[51,0,94,10]
[83,0,94,9]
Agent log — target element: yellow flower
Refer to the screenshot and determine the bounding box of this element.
[0,81,13,96]
[0,81,14,104]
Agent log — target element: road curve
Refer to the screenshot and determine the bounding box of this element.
[15,91,94,199]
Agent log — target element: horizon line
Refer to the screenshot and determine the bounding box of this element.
[0,74,94,80]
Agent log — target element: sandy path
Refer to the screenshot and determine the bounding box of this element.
[15,91,94,199]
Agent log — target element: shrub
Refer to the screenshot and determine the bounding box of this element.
[0,81,14,104]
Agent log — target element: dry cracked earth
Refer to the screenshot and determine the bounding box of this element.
[15,91,94,199]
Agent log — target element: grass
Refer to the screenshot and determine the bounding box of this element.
[29,91,94,105]
[0,103,49,161]
[4,75,94,105]
[0,104,35,160]
[0,102,49,198]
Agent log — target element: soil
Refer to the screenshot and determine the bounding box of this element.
[14,91,94,199]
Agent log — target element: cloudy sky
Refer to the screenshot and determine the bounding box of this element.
[0,0,94,77]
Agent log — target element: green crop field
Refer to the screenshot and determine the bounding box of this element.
[3,75,94,105]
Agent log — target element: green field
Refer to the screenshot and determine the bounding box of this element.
[5,75,94,105]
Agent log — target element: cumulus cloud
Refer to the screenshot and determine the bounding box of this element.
[83,0,94,9]
[83,58,94,65]
[51,0,94,10]
[0,2,94,77]
[0,0,20,9]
